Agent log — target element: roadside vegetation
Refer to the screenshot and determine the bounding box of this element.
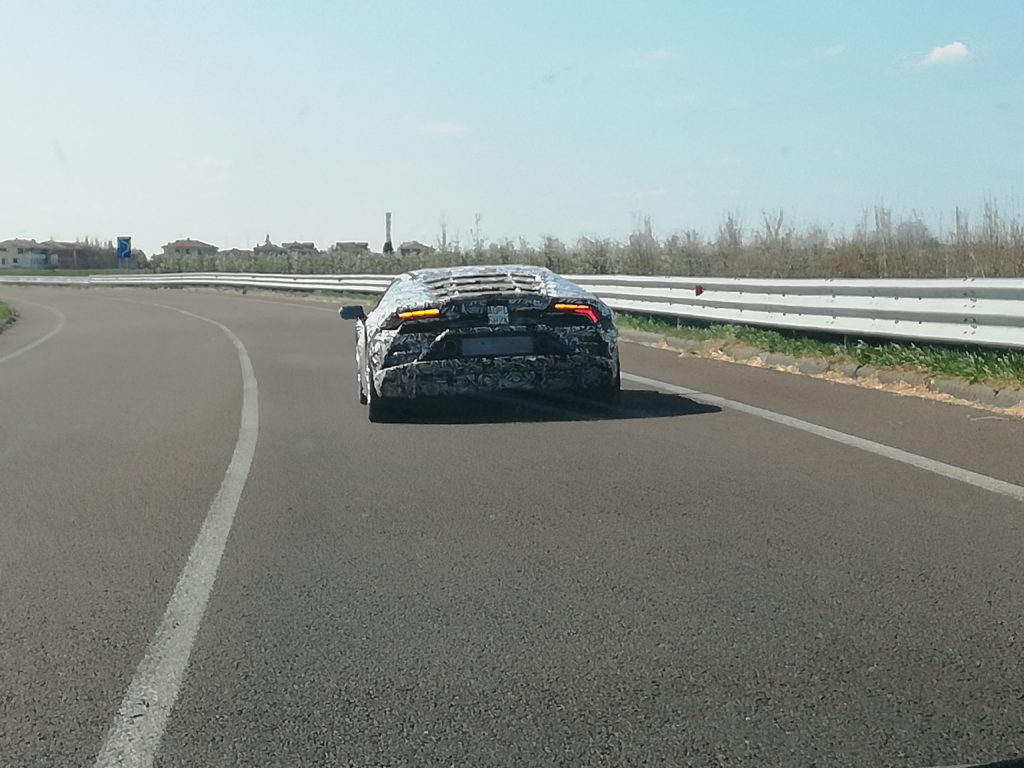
[619,314,1024,388]
[0,301,13,331]
[8,202,1023,279]
[141,203,1024,279]
[9,203,1021,386]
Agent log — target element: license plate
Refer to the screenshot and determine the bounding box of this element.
[487,305,509,325]
[461,336,534,357]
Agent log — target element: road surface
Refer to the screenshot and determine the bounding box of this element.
[1,287,1022,767]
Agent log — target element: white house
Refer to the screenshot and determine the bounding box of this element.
[0,238,53,268]
[399,240,434,256]
[331,241,370,255]
[161,238,218,263]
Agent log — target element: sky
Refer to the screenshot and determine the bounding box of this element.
[2,0,1022,255]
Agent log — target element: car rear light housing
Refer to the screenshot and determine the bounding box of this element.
[552,303,599,324]
[398,308,440,320]
[382,307,441,330]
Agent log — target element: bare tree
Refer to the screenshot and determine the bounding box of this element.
[437,214,449,253]
[874,205,891,277]
[577,236,613,274]
[471,213,484,257]
[541,235,566,271]
[715,212,744,274]
[760,209,785,247]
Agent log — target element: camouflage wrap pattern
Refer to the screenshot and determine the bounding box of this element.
[375,352,617,399]
[350,265,619,401]
[368,265,608,321]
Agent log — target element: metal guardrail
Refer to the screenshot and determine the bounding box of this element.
[0,272,395,293]
[2,272,1023,349]
[567,275,1024,350]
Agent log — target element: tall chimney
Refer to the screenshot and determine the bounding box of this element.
[383,211,394,254]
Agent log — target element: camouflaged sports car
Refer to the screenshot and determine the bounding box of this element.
[339,265,620,421]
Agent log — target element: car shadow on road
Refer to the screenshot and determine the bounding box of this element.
[376,388,722,424]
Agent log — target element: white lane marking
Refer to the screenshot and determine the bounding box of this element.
[0,296,66,365]
[623,372,1024,504]
[93,302,259,768]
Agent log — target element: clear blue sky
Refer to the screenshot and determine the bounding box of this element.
[2,0,1022,255]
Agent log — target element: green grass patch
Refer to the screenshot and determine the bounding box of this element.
[0,301,11,328]
[618,313,1024,388]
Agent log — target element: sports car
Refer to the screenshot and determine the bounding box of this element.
[339,265,620,421]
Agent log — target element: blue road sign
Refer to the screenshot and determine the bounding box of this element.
[116,236,132,260]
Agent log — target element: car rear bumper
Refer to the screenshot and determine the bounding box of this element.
[374,354,618,400]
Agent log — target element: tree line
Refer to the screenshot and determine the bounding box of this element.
[148,203,1024,278]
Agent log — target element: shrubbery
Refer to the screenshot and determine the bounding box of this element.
[149,204,1024,278]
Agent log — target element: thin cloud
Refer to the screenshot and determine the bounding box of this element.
[916,41,972,68]
[418,121,468,136]
[816,44,846,58]
[634,47,676,66]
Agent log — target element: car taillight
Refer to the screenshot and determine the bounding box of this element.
[382,306,441,330]
[397,308,440,320]
[553,303,599,324]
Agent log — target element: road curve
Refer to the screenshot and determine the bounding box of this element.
[1,286,1022,768]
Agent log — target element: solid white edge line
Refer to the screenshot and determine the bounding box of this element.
[0,296,66,365]
[622,372,1024,504]
[93,303,259,768]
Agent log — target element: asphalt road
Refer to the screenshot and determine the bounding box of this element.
[1,286,1022,768]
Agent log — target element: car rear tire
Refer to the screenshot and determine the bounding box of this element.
[357,338,369,404]
[366,370,396,423]
[368,396,393,422]
[584,367,621,408]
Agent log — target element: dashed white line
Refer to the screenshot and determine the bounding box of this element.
[93,302,259,768]
[0,296,66,365]
[624,372,1024,504]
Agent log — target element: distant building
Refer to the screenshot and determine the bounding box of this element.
[282,241,318,259]
[0,238,53,268]
[331,241,370,255]
[162,238,218,262]
[399,240,434,256]
[253,235,286,261]
[40,240,82,269]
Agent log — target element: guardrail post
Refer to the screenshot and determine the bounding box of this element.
[2,272,1022,349]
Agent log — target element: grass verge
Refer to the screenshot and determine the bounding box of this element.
[618,313,1024,388]
[0,301,13,333]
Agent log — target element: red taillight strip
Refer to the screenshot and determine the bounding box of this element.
[397,307,441,320]
[553,303,599,324]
